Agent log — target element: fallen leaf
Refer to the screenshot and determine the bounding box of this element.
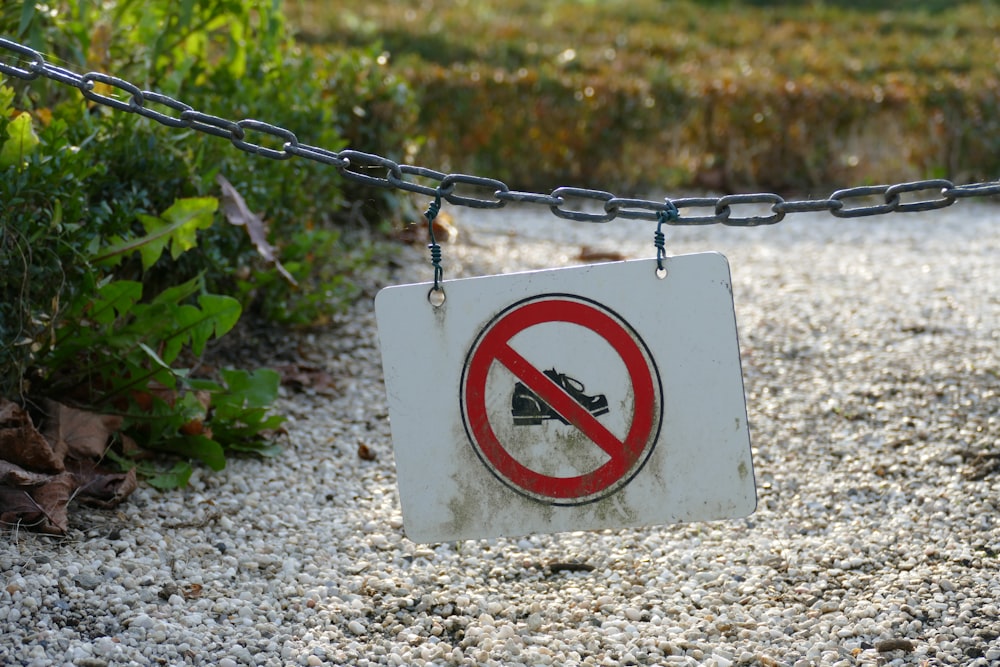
[432,213,458,243]
[158,582,180,600]
[118,433,142,456]
[396,210,459,245]
[274,362,336,394]
[0,400,138,535]
[964,451,1000,480]
[395,223,424,245]
[41,400,122,460]
[547,562,596,575]
[217,174,298,286]
[0,460,54,486]
[578,245,626,262]
[357,442,377,461]
[0,487,50,531]
[0,462,69,533]
[67,459,138,509]
[0,471,74,534]
[0,399,63,472]
[876,639,915,654]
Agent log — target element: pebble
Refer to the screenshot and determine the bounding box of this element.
[1,204,998,665]
[73,574,103,590]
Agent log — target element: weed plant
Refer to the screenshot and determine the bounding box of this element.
[1,0,417,486]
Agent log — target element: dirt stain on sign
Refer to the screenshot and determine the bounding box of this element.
[439,423,646,540]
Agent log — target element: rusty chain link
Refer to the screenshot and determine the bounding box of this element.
[3,37,1000,224]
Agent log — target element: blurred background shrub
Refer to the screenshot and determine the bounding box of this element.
[289,0,1000,194]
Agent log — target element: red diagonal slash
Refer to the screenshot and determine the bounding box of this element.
[461,296,660,503]
[496,343,623,458]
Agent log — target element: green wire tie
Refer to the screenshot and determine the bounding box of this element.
[424,193,445,304]
[655,201,679,275]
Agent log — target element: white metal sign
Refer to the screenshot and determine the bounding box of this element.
[375,253,755,542]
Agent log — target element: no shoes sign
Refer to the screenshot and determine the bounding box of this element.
[375,253,755,542]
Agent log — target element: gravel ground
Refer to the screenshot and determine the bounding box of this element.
[1,200,998,667]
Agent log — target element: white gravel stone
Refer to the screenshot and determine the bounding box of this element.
[1,203,998,666]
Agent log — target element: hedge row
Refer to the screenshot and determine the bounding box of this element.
[294,0,1000,193]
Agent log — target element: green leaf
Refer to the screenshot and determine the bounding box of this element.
[134,213,173,271]
[0,86,14,118]
[150,275,203,307]
[219,368,280,409]
[89,280,143,326]
[92,197,218,269]
[188,377,224,393]
[189,294,241,356]
[155,434,227,471]
[140,287,241,360]
[18,0,37,37]
[0,112,40,169]
[137,342,174,372]
[160,196,218,258]
[178,0,197,29]
[159,303,202,364]
[105,450,193,490]
[226,441,283,457]
[130,395,182,444]
[146,461,194,490]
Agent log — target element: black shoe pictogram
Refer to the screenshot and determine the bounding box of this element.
[511,369,609,426]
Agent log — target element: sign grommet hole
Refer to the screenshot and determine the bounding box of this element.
[428,288,446,307]
[655,267,667,280]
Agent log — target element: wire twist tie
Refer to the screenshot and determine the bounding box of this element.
[424,193,445,298]
[655,200,680,274]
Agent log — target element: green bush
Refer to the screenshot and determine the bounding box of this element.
[0,0,419,484]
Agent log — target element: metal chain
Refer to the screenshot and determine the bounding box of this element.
[3,37,1000,224]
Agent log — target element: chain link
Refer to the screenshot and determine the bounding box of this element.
[2,36,999,225]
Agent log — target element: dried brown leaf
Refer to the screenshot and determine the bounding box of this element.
[0,460,53,486]
[275,362,336,394]
[119,433,141,456]
[0,398,63,472]
[41,400,122,461]
[432,214,458,243]
[876,639,915,654]
[30,473,74,534]
[396,212,458,245]
[578,245,626,262]
[0,487,48,530]
[0,400,20,423]
[1,401,137,535]
[217,174,298,286]
[964,451,1000,481]
[547,562,596,575]
[0,461,65,534]
[67,459,138,509]
[357,442,377,461]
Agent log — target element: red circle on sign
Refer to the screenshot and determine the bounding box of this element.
[460,294,662,505]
